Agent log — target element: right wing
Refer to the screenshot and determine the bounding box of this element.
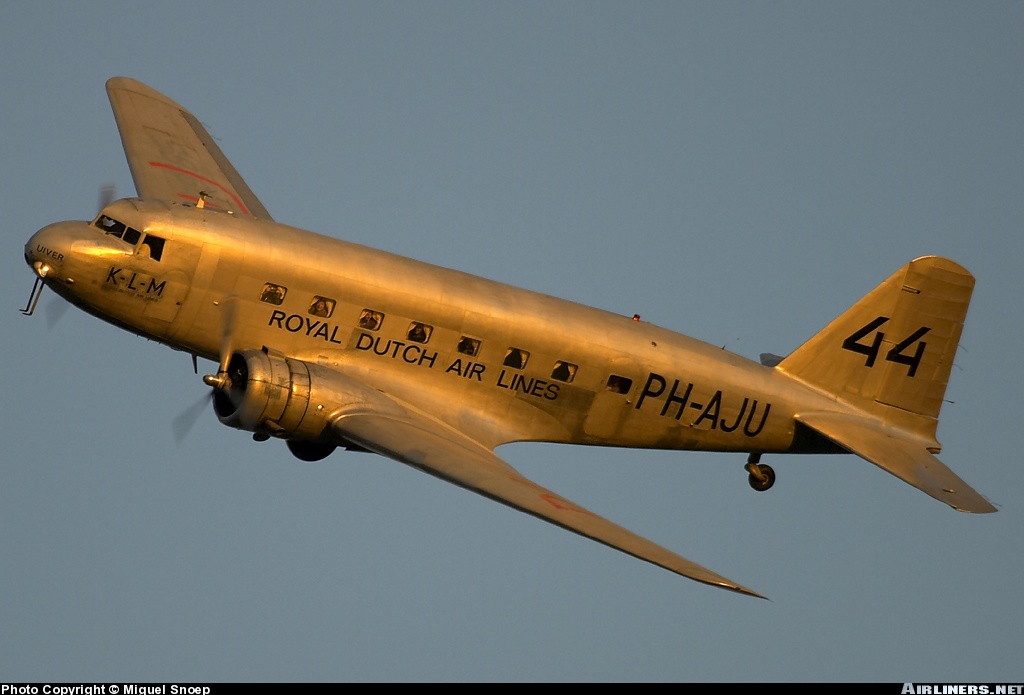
[331,387,765,599]
[106,77,272,220]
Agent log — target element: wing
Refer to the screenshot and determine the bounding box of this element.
[331,390,765,598]
[105,77,272,220]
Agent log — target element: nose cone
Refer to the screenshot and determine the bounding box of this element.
[24,221,84,277]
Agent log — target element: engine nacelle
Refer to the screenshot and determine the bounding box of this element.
[213,348,340,444]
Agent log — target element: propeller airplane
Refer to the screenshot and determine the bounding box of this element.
[23,78,996,598]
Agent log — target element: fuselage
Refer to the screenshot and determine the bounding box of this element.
[25,197,838,454]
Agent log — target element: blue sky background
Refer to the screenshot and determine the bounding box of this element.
[2,1,1022,682]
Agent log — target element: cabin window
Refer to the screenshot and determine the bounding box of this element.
[606,375,632,394]
[457,336,480,357]
[407,322,432,344]
[358,309,383,331]
[308,296,335,318]
[551,361,577,383]
[260,283,287,305]
[503,347,529,369]
[138,234,165,261]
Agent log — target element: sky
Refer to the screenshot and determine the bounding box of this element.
[2,1,1022,683]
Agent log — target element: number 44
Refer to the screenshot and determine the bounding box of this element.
[841,316,930,378]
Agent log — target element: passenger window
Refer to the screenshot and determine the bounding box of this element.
[503,347,529,369]
[407,322,432,344]
[606,375,632,394]
[358,309,383,331]
[457,336,480,356]
[260,283,287,305]
[551,361,577,383]
[138,234,165,261]
[308,296,335,318]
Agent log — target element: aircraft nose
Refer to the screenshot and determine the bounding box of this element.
[24,221,80,278]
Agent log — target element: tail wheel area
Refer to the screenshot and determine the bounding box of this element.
[745,453,776,492]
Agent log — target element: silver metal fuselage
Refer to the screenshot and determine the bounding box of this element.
[26,197,834,455]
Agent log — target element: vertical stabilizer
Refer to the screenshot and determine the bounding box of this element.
[778,256,973,443]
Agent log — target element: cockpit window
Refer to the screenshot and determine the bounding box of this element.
[96,215,126,237]
[95,216,166,261]
[96,215,146,248]
[138,234,165,261]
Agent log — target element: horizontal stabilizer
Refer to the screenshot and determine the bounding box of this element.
[796,412,995,513]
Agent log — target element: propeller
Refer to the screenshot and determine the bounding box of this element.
[175,296,242,443]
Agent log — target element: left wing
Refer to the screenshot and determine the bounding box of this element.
[106,77,272,219]
[331,390,765,598]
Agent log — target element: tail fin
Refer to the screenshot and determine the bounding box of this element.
[778,256,973,443]
[777,257,994,513]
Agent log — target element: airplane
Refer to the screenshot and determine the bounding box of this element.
[22,77,996,599]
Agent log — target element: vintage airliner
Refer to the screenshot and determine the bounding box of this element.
[22,78,996,598]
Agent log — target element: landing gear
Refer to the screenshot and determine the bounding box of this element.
[745,453,775,492]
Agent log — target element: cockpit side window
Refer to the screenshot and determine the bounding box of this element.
[139,234,165,261]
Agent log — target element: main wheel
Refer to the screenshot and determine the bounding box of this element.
[747,463,776,492]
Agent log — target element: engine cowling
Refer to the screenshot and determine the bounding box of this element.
[213,348,340,446]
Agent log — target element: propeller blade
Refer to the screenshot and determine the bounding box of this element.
[45,294,69,329]
[172,392,212,443]
[218,295,238,376]
[97,183,116,214]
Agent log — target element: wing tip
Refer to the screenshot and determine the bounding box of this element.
[718,581,769,600]
[106,76,189,113]
[951,497,998,514]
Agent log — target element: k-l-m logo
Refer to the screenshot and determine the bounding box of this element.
[842,315,931,377]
